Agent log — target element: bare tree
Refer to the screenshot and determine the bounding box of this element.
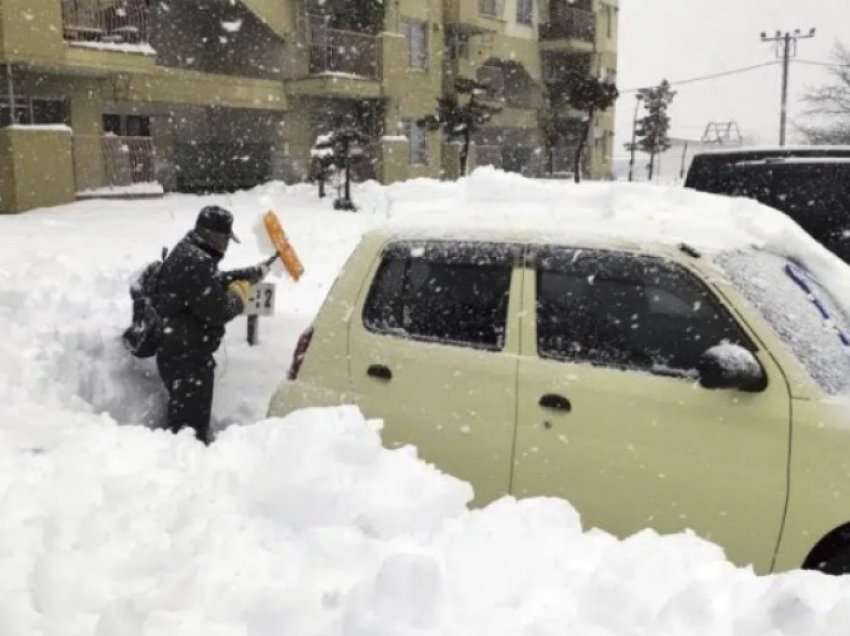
[799,43,850,144]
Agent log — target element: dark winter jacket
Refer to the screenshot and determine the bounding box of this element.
[155,231,250,359]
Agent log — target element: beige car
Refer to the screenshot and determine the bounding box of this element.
[269,227,850,576]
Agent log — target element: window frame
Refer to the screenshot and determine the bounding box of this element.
[516,0,534,26]
[400,17,429,70]
[402,120,428,166]
[103,113,152,138]
[362,240,520,352]
[531,246,760,378]
[0,95,70,128]
[479,0,504,19]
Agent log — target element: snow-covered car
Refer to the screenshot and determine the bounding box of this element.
[268,217,850,576]
[685,147,850,261]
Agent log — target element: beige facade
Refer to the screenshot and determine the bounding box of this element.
[1,0,618,213]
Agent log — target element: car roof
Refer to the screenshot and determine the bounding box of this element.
[692,146,850,159]
[367,225,691,260]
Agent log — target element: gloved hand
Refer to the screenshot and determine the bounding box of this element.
[257,260,273,281]
[228,280,252,306]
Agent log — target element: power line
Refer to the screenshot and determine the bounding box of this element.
[620,61,781,93]
[793,59,850,69]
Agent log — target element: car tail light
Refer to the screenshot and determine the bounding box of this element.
[288,327,314,381]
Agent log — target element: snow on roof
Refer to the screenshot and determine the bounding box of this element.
[374,167,814,254]
[5,124,72,133]
[695,145,850,156]
[366,168,850,310]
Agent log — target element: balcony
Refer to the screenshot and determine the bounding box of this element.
[61,0,149,46]
[540,5,596,44]
[307,16,382,80]
[102,135,156,186]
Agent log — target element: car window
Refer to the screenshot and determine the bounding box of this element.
[687,157,850,261]
[770,164,850,246]
[363,241,514,351]
[717,250,850,394]
[536,248,753,375]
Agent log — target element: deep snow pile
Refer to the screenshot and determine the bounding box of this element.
[3,170,850,635]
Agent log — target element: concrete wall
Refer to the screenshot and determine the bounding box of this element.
[384,0,444,179]
[0,0,65,64]
[0,128,75,213]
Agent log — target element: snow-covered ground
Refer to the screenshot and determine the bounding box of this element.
[3,170,850,635]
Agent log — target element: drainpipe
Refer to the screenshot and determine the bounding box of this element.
[5,63,15,124]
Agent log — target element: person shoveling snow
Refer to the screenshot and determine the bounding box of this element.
[127,206,274,444]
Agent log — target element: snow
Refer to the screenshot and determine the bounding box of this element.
[68,41,157,56]
[5,124,72,133]
[702,342,762,376]
[735,158,850,165]
[78,182,165,197]
[221,19,244,33]
[4,170,850,634]
[699,145,850,155]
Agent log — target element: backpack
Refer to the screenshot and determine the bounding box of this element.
[122,248,167,359]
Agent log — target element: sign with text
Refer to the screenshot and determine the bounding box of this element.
[245,283,276,317]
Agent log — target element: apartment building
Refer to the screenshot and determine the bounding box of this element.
[0,0,617,213]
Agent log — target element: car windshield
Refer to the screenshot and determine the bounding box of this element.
[716,250,850,394]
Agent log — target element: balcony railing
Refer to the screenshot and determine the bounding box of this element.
[103,135,156,185]
[307,16,382,80]
[540,5,596,43]
[61,0,149,45]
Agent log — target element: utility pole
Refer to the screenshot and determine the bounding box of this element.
[761,28,816,147]
[627,94,643,182]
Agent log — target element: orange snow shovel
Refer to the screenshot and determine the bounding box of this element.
[263,210,304,281]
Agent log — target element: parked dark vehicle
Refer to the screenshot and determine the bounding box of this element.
[685,148,850,262]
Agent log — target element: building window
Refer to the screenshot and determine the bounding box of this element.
[0,96,69,127]
[103,114,151,137]
[605,4,614,39]
[479,0,504,19]
[517,0,533,25]
[403,120,428,165]
[400,18,428,69]
[478,65,506,101]
[447,31,470,61]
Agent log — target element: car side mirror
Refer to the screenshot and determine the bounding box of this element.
[698,344,767,392]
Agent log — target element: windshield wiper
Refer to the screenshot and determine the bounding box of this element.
[784,263,850,347]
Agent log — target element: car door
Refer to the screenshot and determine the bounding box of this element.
[511,246,791,572]
[348,240,522,506]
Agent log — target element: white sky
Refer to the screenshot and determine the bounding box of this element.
[614,0,850,157]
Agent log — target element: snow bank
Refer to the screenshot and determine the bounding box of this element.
[5,404,850,636]
[4,170,850,634]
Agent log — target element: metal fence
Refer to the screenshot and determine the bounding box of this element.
[307,16,382,80]
[539,5,596,43]
[102,135,156,185]
[61,0,149,44]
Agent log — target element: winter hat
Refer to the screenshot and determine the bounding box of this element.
[195,206,241,244]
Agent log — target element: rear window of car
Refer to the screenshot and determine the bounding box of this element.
[363,241,515,351]
[716,250,850,394]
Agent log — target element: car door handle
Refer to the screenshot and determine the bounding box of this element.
[539,393,571,412]
[367,364,393,381]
